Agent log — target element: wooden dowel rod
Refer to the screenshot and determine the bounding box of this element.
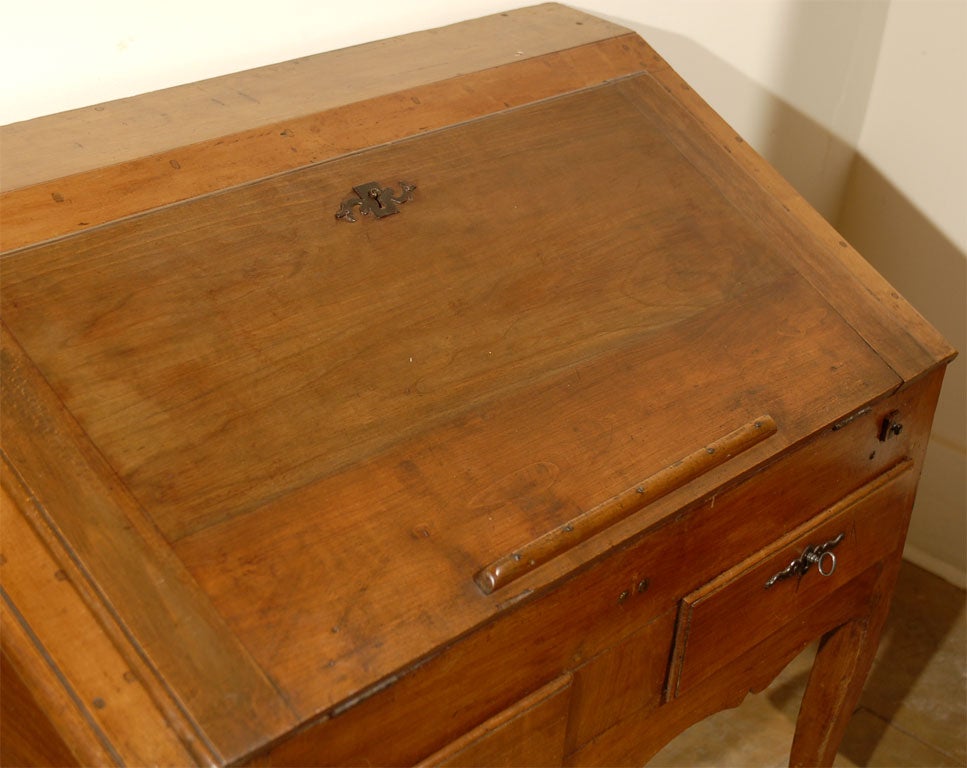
[474,415,778,594]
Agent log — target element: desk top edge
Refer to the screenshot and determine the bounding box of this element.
[0,3,630,191]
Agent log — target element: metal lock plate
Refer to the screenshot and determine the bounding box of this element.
[336,181,416,222]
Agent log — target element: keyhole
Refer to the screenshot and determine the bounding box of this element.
[369,187,384,209]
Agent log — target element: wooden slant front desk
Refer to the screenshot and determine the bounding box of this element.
[0,5,955,767]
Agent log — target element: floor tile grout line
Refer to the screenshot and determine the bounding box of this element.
[852,704,963,764]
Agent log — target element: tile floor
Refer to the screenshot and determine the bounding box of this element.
[648,560,966,767]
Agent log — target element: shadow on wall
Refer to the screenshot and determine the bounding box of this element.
[755,0,888,222]
[634,24,856,221]
[626,23,852,221]
[591,0,889,223]
[837,153,967,584]
[599,6,965,586]
[838,156,966,440]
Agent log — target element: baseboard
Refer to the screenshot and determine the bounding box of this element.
[903,544,967,590]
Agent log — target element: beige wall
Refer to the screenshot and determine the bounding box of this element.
[589,1,890,222]
[835,0,966,587]
[3,1,964,584]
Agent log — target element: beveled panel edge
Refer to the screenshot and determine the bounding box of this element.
[0,33,659,253]
[0,4,629,191]
[665,457,915,701]
[0,322,299,764]
[0,587,116,767]
[0,476,204,767]
[415,673,573,767]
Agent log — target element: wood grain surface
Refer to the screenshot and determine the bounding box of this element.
[668,459,915,698]
[0,14,658,251]
[0,326,297,764]
[418,674,573,767]
[476,416,778,593]
[0,475,202,767]
[2,74,905,735]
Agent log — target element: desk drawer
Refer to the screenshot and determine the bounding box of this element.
[418,674,572,767]
[667,459,915,699]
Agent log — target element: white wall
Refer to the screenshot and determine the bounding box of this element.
[0,1,515,125]
[844,0,966,253]
[581,1,889,221]
[2,1,963,584]
[836,0,967,587]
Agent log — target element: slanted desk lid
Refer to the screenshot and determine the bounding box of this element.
[2,73,906,754]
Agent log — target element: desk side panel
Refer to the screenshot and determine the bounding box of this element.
[0,478,201,767]
[0,325,297,764]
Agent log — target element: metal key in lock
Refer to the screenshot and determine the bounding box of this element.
[764,532,845,589]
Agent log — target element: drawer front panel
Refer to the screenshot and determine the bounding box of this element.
[418,674,572,768]
[668,459,916,698]
[565,609,677,754]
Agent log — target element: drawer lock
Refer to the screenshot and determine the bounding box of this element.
[764,532,845,589]
[879,410,904,441]
[335,181,416,222]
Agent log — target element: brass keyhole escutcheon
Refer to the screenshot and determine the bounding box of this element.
[336,181,416,222]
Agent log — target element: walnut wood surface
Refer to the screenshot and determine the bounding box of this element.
[0,4,954,767]
[418,674,573,767]
[669,458,915,698]
[234,375,938,767]
[0,34,657,251]
[0,475,201,766]
[477,416,778,593]
[0,326,297,763]
[628,68,954,381]
[2,74,905,732]
[569,566,884,766]
[0,642,83,767]
[789,531,910,766]
[1,608,93,768]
